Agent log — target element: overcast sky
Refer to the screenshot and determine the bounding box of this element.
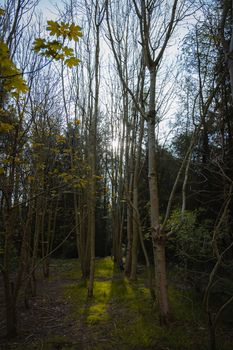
[37,0,61,19]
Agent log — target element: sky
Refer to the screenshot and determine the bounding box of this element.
[33,0,193,144]
[37,0,61,19]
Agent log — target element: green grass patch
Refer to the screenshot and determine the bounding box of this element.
[63,279,112,324]
[60,259,232,350]
[95,257,114,278]
[86,302,110,324]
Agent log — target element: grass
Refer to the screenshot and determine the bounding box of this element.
[3,258,233,350]
[11,257,232,350]
[60,257,213,350]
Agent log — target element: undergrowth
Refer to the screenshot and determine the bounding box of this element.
[60,257,213,350]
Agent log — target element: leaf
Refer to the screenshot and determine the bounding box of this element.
[0,167,4,175]
[56,135,66,143]
[59,22,69,36]
[68,23,82,41]
[0,122,14,133]
[12,77,28,93]
[34,21,82,69]
[0,40,28,94]
[33,38,46,52]
[62,46,74,56]
[49,40,62,51]
[46,20,60,36]
[64,57,80,68]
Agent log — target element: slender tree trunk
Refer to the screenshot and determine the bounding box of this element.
[2,209,17,338]
[88,5,103,295]
[148,68,170,324]
[228,0,233,98]
[130,179,139,280]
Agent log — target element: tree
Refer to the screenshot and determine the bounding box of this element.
[0,0,82,336]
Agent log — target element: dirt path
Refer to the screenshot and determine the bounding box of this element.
[0,262,135,350]
[0,268,80,349]
[1,259,232,350]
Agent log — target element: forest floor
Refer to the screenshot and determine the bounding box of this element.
[0,258,232,350]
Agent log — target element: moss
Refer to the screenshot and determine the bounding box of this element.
[112,315,160,348]
[86,303,110,324]
[63,280,87,319]
[63,279,112,325]
[60,259,232,350]
[95,257,114,278]
[93,280,112,301]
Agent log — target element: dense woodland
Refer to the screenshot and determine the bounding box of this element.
[0,0,233,349]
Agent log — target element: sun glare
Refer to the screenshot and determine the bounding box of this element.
[112,139,119,151]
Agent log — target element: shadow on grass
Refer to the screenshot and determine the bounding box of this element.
[58,258,231,350]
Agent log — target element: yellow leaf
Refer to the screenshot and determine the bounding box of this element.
[56,135,66,143]
[0,122,14,133]
[62,46,74,56]
[46,20,60,36]
[33,38,46,52]
[0,40,28,94]
[64,57,80,68]
[68,23,83,41]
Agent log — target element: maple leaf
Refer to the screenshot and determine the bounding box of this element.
[65,57,80,68]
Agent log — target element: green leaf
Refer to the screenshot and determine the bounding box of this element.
[47,20,60,36]
[64,57,80,68]
[33,20,82,69]
[62,46,74,56]
[33,38,46,52]
[68,23,82,41]
[0,122,14,133]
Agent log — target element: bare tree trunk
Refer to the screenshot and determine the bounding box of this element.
[148,67,170,323]
[220,0,233,98]
[88,1,104,296]
[2,208,17,338]
[130,185,139,280]
[43,195,59,279]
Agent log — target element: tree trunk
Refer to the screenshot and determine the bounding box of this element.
[208,320,217,350]
[88,4,104,295]
[2,209,17,338]
[148,69,170,324]
[228,0,233,98]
